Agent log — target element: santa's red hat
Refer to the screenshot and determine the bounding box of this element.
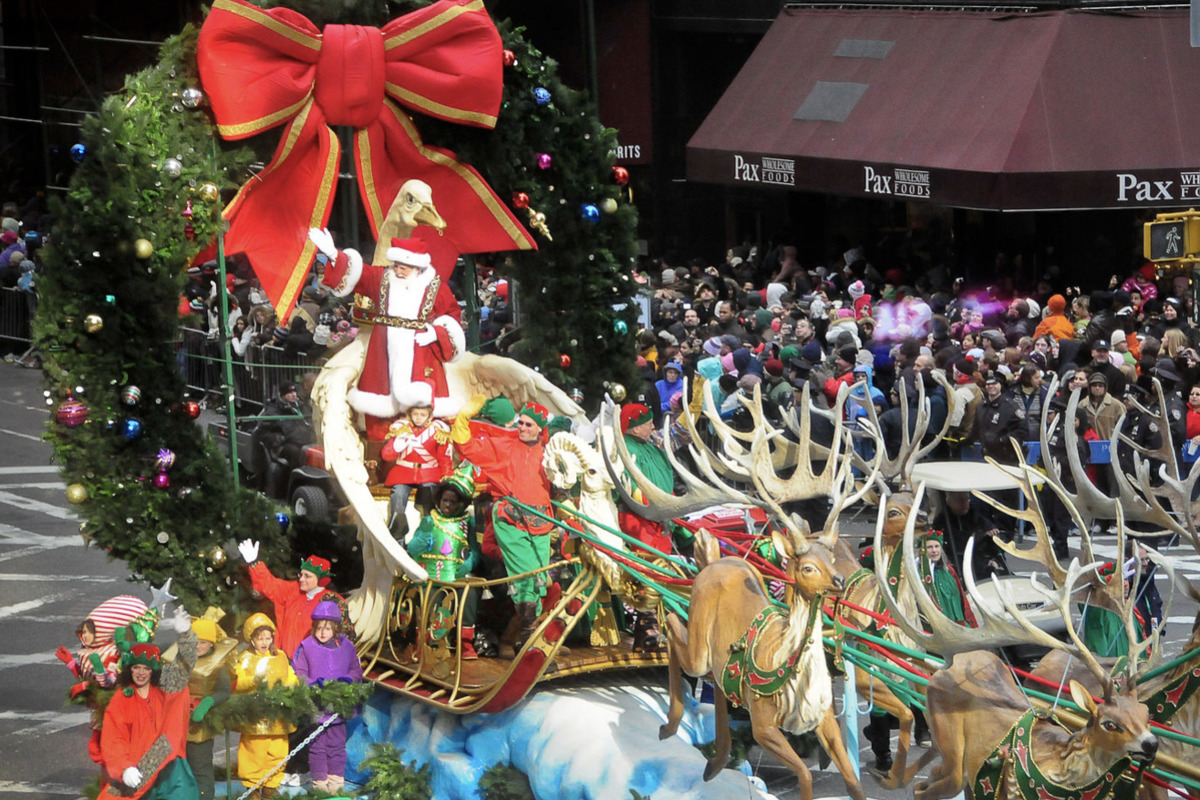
[386,237,432,270]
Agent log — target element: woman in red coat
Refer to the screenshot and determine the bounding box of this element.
[99,609,198,800]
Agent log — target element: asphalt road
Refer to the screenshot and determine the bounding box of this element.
[2,358,1199,800]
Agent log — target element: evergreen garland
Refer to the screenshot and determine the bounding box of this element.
[199,678,375,735]
[37,1,637,611]
[359,743,434,800]
[65,677,373,734]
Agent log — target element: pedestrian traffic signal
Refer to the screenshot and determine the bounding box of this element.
[1144,212,1200,261]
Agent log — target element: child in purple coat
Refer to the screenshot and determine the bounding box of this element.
[292,601,363,793]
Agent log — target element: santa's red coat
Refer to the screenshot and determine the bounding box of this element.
[323,251,464,420]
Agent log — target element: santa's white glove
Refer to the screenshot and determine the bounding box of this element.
[237,539,259,564]
[414,325,437,347]
[170,606,191,634]
[122,767,143,789]
[308,227,337,260]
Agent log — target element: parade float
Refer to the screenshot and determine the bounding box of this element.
[34,0,1200,798]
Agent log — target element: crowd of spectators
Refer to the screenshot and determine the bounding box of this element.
[624,244,1200,565]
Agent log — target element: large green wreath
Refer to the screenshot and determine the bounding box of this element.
[35,0,638,611]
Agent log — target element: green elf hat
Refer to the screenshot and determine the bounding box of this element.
[519,401,550,429]
[479,396,516,426]
[922,531,945,547]
[122,643,162,670]
[440,463,477,499]
[620,403,653,433]
[300,555,332,579]
[546,415,573,437]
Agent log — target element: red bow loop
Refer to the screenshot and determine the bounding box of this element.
[380,0,503,128]
[197,0,321,140]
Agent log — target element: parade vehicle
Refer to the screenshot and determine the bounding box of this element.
[207,416,343,522]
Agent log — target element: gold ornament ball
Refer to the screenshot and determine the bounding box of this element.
[209,546,228,568]
[134,238,154,260]
[66,483,88,504]
[600,198,619,215]
[84,314,104,334]
[198,182,220,203]
[609,383,627,402]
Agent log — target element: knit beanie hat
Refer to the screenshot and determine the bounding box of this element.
[519,402,550,429]
[764,359,784,378]
[779,346,800,364]
[122,643,162,671]
[702,337,722,356]
[1047,294,1067,314]
[848,280,865,300]
[836,345,857,365]
[801,341,823,363]
[301,555,332,587]
[620,403,653,433]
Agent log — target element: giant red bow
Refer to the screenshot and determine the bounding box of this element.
[198,0,535,319]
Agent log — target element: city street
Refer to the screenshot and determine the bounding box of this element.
[0,363,130,797]
[2,359,1200,800]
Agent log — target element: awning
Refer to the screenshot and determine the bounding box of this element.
[686,7,1200,211]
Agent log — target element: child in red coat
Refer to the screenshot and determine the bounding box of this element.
[381,403,452,535]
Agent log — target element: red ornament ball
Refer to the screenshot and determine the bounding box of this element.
[503,49,516,67]
[537,153,553,170]
[512,192,530,210]
[57,397,89,427]
[559,353,572,369]
[612,166,630,186]
[153,471,171,490]
[184,401,201,419]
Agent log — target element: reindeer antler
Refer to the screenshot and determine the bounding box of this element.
[873,482,1115,693]
[600,393,762,523]
[1036,378,1116,530]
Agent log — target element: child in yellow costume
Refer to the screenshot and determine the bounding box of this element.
[232,613,297,797]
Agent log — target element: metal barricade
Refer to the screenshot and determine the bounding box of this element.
[0,286,32,343]
[175,327,323,411]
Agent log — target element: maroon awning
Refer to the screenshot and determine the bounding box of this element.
[686,7,1200,210]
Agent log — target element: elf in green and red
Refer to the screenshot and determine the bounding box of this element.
[237,543,348,658]
[406,464,483,658]
[919,532,976,627]
[452,395,555,648]
[98,608,198,800]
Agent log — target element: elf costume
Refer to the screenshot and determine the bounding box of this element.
[247,555,347,658]
[452,398,555,646]
[616,403,675,653]
[98,635,200,800]
[406,465,482,657]
[232,614,298,794]
[918,532,976,627]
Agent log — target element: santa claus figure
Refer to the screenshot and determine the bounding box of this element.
[309,228,465,419]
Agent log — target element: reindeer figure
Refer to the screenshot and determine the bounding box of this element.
[877,483,1160,800]
[625,385,876,800]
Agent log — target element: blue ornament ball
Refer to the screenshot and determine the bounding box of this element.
[580,204,601,224]
[614,319,628,335]
[70,143,87,163]
[275,512,290,530]
[533,87,551,106]
[123,418,143,440]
